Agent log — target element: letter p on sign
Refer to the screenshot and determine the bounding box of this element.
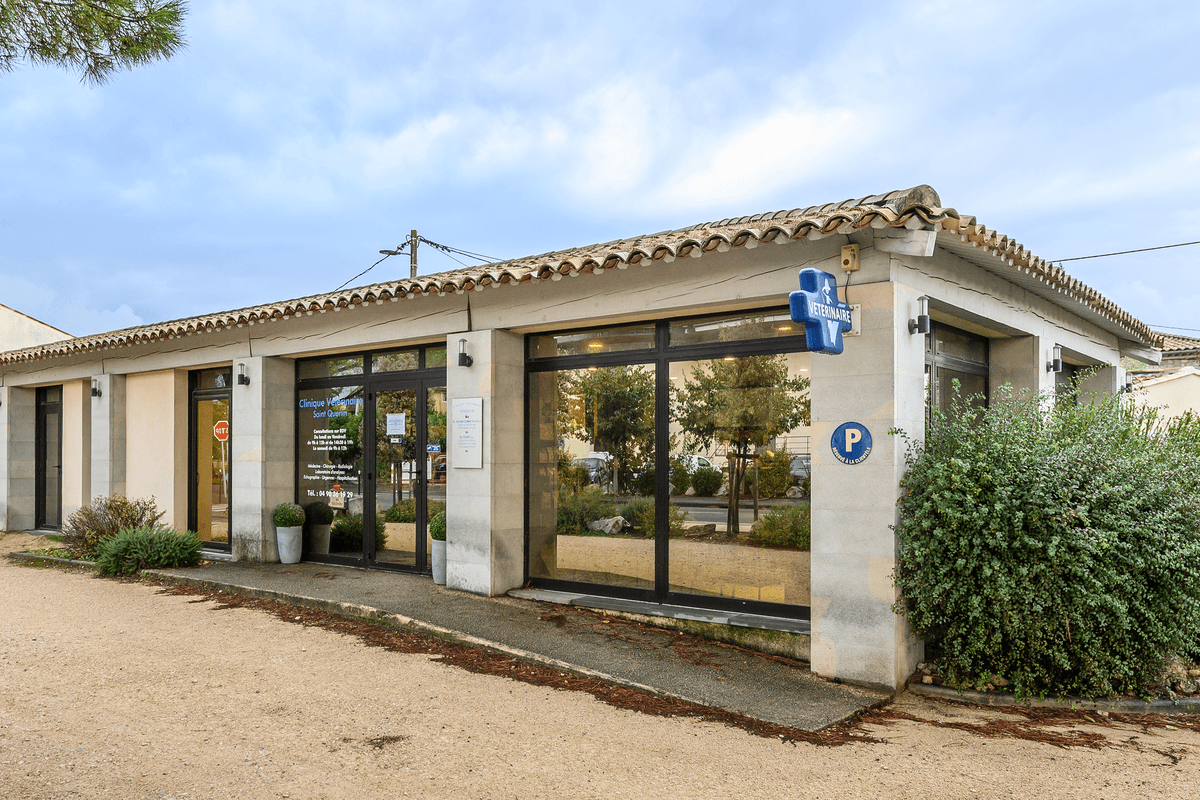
[844,427,861,453]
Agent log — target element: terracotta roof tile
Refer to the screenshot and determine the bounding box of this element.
[0,185,1158,365]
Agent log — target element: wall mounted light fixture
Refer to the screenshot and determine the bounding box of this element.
[1046,345,1063,373]
[458,338,473,367]
[908,296,930,335]
[237,363,251,385]
[90,379,102,398]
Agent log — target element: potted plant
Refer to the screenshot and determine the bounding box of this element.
[304,501,334,555]
[273,502,305,564]
[429,510,447,585]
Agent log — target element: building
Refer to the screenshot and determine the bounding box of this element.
[0,186,1160,690]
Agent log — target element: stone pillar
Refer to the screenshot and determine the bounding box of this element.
[230,357,295,562]
[808,280,924,690]
[89,374,127,499]
[444,329,525,596]
[61,380,92,521]
[0,386,36,531]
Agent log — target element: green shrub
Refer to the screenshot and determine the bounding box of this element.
[330,514,388,551]
[634,469,656,497]
[893,383,1200,700]
[669,457,690,495]
[691,467,723,497]
[749,504,810,549]
[273,503,305,528]
[617,497,687,538]
[561,463,591,493]
[305,501,334,525]
[556,488,615,536]
[96,526,203,576]
[756,449,793,499]
[61,495,165,559]
[428,511,447,541]
[383,498,446,523]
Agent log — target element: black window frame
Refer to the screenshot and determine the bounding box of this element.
[525,309,813,621]
[924,321,989,423]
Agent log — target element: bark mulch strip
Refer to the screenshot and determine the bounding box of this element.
[138,575,1200,751]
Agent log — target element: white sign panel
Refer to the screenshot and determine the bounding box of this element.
[451,397,483,469]
[386,413,406,436]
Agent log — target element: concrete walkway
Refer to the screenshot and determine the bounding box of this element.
[145,559,888,731]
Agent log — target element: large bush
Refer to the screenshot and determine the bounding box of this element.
[893,383,1200,699]
[96,526,202,576]
[330,514,388,551]
[61,495,164,559]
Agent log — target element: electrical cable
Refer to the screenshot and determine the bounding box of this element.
[1052,239,1200,264]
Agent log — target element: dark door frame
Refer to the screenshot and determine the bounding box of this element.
[188,369,233,550]
[365,379,430,570]
[34,386,63,530]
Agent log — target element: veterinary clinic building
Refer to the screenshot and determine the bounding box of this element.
[0,186,1160,690]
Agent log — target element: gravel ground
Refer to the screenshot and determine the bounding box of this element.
[2,532,1198,800]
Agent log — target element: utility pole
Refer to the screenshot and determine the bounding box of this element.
[410,229,418,279]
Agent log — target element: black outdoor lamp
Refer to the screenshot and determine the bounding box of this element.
[908,296,930,335]
[91,378,102,398]
[1046,345,1063,373]
[458,338,473,367]
[237,363,251,385]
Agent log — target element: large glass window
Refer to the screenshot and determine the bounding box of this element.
[925,322,989,420]
[527,310,812,618]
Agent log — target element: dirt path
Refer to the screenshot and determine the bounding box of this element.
[1,532,1198,799]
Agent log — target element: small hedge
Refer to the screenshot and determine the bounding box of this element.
[383,498,447,523]
[691,467,723,497]
[61,495,164,559]
[428,511,447,541]
[749,503,810,549]
[273,503,305,528]
[330,514,388,551]
[893,382,1200,699]
[756,449,793,499]
[96,526,202,576]
[556,488,615,536]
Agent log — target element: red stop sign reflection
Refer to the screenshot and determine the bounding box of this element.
[213,420,230,442]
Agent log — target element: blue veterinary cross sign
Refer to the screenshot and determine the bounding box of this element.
[788,268,853,354]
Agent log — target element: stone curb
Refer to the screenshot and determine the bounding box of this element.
[908,681,1200,715]
[7,552,96,568]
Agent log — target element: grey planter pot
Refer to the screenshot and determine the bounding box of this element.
[277,525,303,564]
[307,523,331,555]
[431,539,447,585]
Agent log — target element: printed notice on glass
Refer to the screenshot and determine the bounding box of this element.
[451,397,483,469]
[386,413,406,436]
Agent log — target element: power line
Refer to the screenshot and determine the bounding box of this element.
[1052,239,1200,264]
[335,233,503,292]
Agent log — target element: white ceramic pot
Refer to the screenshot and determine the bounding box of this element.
[431,539,447,585]
[277,525,303,564]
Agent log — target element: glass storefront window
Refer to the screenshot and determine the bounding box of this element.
[668,352,811,606]
[372,350,419,374]
[425,346,448,368]
[669,310,799,348]
[529,325,656,359]
[527,364,656,590]
[935,326,988,364]
[298,356,364,380]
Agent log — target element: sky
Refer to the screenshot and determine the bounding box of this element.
[2,0,1199,339]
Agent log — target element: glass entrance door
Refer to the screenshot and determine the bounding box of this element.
[35,386,63,530]
[190,368,233,548]
[368,383,448,570]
